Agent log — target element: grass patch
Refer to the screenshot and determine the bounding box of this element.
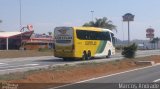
[0,72,26,81]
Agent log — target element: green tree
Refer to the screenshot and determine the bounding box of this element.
[0,20,2,31]
[83,17,116,31]
[48,32,52,36]
[122,43,137,58]
[150,37,159,49]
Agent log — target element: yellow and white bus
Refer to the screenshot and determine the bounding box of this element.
[54,27,115,60]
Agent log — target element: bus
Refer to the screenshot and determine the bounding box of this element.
[54,27,115,60]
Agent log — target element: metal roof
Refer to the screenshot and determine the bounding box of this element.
[0,32,22,38]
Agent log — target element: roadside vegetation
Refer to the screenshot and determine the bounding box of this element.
[150,37,160,49]
[122,43,138,58]
[0,20,2,23]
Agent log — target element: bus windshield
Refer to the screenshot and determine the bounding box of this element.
[54,27,73,45]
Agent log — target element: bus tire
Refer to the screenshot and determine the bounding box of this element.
[106,50,111,58]
[82,51,88,60]
[88,50,91,60]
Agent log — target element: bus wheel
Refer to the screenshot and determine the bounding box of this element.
[82,51,88,60]
[106,50,111,58]
[88,50,91,60]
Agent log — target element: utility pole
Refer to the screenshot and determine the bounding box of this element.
[91,11,94,21]
[123,13,134,45]
[19,0,22,29]
[127,21,130,43]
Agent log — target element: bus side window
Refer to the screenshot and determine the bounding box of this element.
[103,32,110,41]
[108,32,111,41]
[111,33,115,46]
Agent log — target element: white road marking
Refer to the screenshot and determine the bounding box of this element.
[153,78,160,82]
[51,63,160,89]
[24,64,39,66]
[0,63,8,66]
[0,63,6,65]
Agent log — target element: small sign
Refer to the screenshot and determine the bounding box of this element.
[146,34,154,38]
[123,13,134,21]
[146,28,155,38]
[146,28,154,34]
[27,24,33,31]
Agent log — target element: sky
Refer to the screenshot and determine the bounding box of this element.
[0,0,160,40]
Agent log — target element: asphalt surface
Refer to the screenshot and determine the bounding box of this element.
[52,64,160,89]
[0,50,159,75]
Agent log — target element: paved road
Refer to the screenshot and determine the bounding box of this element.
[52,64,160,89]
[0,50,159,75]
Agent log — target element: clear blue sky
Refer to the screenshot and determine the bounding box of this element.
[0,0,160,40]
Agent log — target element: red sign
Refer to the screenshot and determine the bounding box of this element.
[27,24,33,31]
[146,28,154,34]
[146,34,154,38]
[146,28,155,38]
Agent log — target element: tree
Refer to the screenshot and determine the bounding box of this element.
[150,37,159,49]
[154,37,159,49]
[48,32,52,36]
[122,43,137,58]
[0,20,2,31]
[83,17,116,31]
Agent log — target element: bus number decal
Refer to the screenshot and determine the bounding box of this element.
[85,41,96,45]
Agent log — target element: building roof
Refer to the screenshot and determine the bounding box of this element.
[0,32,22,38]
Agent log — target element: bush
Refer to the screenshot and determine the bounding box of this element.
[122,43,137,58]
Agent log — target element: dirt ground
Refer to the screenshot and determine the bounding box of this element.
[141,55,160,63]
[0,55,159,89]
[0,50,53,59]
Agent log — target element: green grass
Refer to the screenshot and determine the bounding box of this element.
[0,72,26,81]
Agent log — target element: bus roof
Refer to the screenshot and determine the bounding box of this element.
[73,27,114,33]
[54,26,114,33]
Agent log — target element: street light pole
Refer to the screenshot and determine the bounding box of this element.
[121,20,124,42]
[19,0,22,29]
[91,11,94,21]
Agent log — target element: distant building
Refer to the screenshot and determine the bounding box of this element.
[0,27,54,50]
[23,33,54,50]
[0,31,33,50]
[115,39,160,50]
